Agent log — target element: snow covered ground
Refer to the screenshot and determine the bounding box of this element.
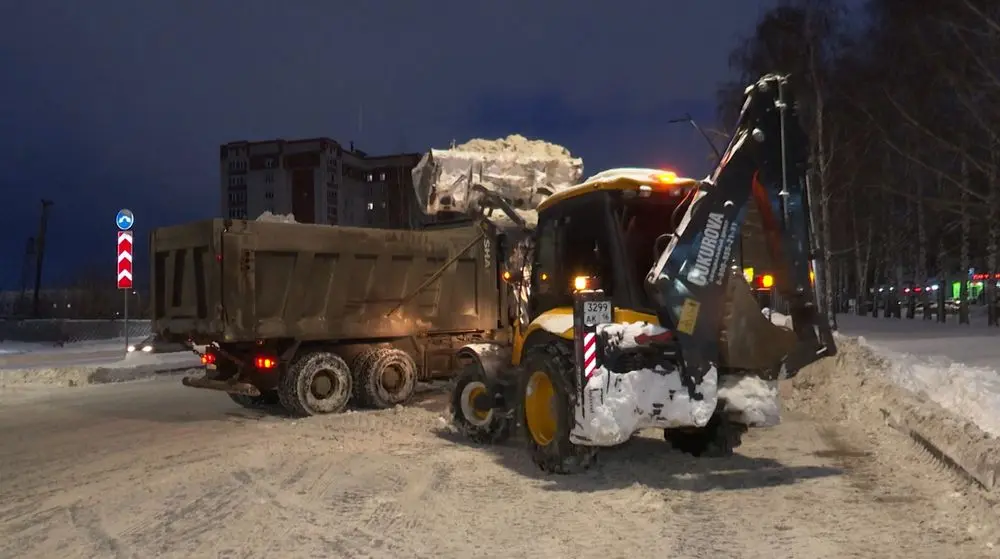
[833,313,1000,438]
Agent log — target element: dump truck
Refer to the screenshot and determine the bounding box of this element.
[150,137,582,415]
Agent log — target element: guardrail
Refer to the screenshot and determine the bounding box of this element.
[0,319,152,344]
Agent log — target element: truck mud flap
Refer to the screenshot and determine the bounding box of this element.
[182,374,261,396]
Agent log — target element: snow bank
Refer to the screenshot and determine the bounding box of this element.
[847,334,1000,438]
[0,353,201,388]
[0,341,52,355]
[834,314,1000,436]
[785,335,1000,492]
[411,135,583,220]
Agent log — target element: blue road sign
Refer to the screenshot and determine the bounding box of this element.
[116,209,134,231]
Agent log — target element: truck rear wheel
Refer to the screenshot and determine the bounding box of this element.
[450,363,511,444]
[349,346,388,407]
[356,348,417,409]
[228,391,279,410]
[278,351,353,417]
[519,343,596,474]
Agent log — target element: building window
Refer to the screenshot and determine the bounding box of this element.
[265,172,274,184]
[228,191,246,205]
[367,202,374,210]
[379,172,386,181]
[366,173,373,182]
[265,191,274,200]
[265,158,274,168]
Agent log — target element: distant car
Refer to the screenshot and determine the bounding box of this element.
[127,334,187,354]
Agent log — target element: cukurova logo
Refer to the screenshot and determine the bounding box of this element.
[687,212,725,287]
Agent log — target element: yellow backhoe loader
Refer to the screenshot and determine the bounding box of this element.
[449,74,837,473]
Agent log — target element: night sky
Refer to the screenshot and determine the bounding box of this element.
[1,0,779,290]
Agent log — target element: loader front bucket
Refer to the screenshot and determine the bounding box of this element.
[718,275,836,378]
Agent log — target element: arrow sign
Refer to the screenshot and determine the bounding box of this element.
[117,231,133,289]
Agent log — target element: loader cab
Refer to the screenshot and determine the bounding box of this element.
[527,169,698,321]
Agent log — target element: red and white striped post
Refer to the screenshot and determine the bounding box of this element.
[117,230,134,352]
[572,281,611,421]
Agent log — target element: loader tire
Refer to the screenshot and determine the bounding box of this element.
[450,364,511,445]
[278,350,353,417]
[664,412,748,457]
[519,343,596,474]
[228,391,279,410]
[356,348,418,409]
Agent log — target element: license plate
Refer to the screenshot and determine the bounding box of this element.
[582,300,612,326]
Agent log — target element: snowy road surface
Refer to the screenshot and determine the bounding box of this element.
[837,313,999,369]
[1,377,997,558]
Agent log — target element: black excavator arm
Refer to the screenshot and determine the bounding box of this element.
[645,74,836,391]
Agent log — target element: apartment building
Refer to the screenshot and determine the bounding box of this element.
[220,138,423,228]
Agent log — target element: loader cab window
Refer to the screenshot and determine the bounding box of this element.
[615,190,692,310]
[530,195,617,318]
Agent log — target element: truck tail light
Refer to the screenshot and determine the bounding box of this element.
[201,352,216,365]
[255,356,278,369]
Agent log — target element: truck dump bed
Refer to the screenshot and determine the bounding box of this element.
[151,218,500,343]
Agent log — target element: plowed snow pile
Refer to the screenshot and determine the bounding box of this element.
[0,352,201,388]
[411,134,583,225]
[784,335,1000,492]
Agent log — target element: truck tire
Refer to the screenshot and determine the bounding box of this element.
[278,351,353,417]
[664,412,748,457]
[519,343,596,474]
[450,363,511,445]
[349,346,386,407]
[228,391,279,410]
[356,348,417,409]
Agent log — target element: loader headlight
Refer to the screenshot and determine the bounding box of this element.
[573,276,589,291]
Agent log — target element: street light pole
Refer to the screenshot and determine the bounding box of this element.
[32,199,54,317]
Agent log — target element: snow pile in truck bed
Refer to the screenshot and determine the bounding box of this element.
[411,135,583,221]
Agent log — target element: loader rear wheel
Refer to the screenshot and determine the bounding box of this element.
[450,364,511,444]
[519,343,596,474]
[356,348,417,409]
[278,351,353,417]
[228,391,279,410]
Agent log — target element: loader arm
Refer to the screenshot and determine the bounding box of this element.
[644,74,836,393]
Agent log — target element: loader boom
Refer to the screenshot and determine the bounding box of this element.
[645,74,836,393]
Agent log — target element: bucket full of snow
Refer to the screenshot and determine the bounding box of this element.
[411,135,583,221]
